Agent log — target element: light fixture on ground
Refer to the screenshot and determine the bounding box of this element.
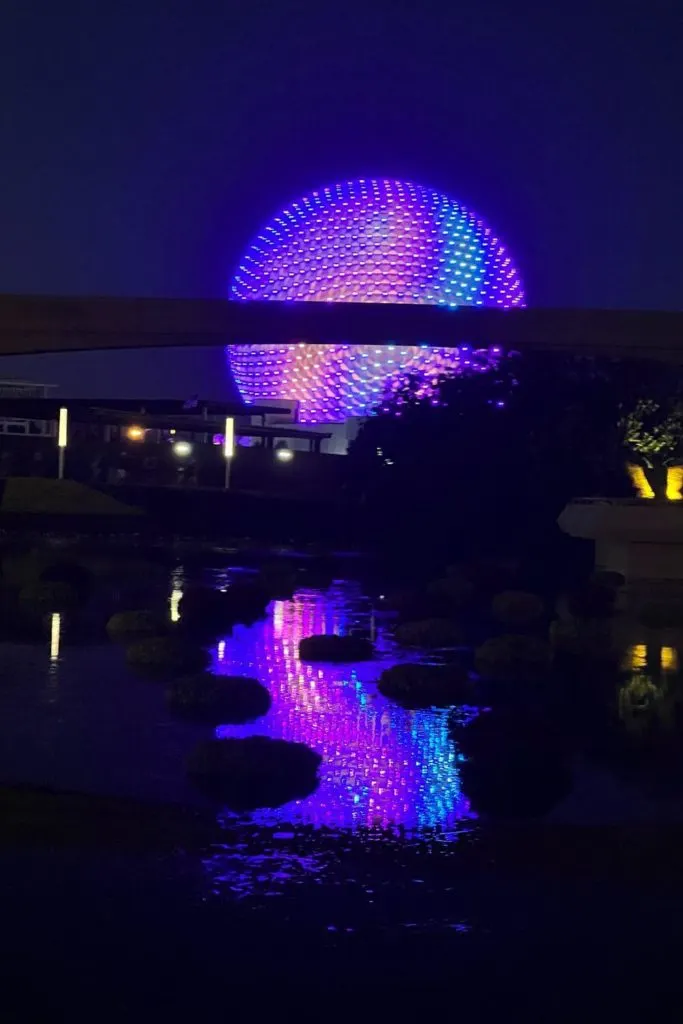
[173,440,193,458]
[275,443,294,463]
[57,407,68,479]
[126,425,145,441]
[223,416,235,489]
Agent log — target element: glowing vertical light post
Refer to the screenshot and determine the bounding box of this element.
[224,416,235,490]
[50,612,61,662]
[57,407,68,480]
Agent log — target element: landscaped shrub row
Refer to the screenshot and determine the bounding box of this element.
[187,736,322,810]
[167,673,271,724]
[378,663,471,708]
[298,634,374,662]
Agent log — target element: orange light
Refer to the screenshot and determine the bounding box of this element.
[127,425,145,441]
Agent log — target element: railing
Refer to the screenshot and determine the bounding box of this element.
[569,496,683,507]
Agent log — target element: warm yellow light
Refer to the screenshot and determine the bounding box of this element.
[626,464,654,499]
[127,425,145,441]
[667,466,683,501]
[173,441,192,458]
[50,612,61,661]
[661,646,678,672]
[170,589,183,623]
[57,407,68,448]
[623,643,648,671]
[627,463,683,501]
[224,417,235,459]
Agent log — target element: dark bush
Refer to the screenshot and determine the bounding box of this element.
[454,707,572,817]
[459,558,520,596]
[426,574,473,609]
[187,736,321,809]
[378,662,471,708]
[107,610,165,642]
[549,618,616,661]
[299,634,374,662]
[459,752,572,818]
[453,705,568,758]
[492,590,544,627]
[394,618,463,649]
[591,570,625,590]
[475,634,551,681]
[167,674,271,724]
[39,561,92,596]
[0,588,44,641]
[637,602,683,630]
[19,581,79,614]
[563,583,616,620]
[126,636,210,678]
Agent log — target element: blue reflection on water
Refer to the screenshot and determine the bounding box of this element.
[209,581,474,832]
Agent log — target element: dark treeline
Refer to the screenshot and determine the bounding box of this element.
[347,352,680,573]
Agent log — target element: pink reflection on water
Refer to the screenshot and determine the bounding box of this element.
[211,583,473,831]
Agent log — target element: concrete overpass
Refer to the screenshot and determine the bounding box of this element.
[0,294,682,361]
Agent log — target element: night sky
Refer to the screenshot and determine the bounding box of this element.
[0,0,680,397]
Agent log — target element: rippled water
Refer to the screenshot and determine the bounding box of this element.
[3,566,683,837]
[5,566,683,960]
[209,582,476,831]
[0,572,477,831]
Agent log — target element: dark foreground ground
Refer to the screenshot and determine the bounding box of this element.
[3,788,683,1015]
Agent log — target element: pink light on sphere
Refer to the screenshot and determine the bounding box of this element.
[229,178,525,423]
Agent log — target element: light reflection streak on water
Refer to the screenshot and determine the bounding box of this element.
[169,567,184,624]
[210,583,472,832]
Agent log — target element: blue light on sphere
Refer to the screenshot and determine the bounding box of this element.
[229,178,524,423]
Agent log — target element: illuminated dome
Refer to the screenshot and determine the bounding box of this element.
[229,178,524,423]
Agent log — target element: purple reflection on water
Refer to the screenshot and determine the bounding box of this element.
[209,582,474,832]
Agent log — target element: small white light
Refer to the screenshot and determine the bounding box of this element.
[173,441,193,457]
[275,447,294,462]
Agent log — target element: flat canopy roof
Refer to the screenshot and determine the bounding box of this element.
[88,410,331,440]
[0,399,329,440]
[0,396,285,418]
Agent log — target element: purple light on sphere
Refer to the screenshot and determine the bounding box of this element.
[229,178,524,423]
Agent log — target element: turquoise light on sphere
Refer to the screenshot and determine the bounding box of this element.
[229,178,524,423]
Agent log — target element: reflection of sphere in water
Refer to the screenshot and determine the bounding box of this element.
[211,584,471,830]
[229,178,525,423]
